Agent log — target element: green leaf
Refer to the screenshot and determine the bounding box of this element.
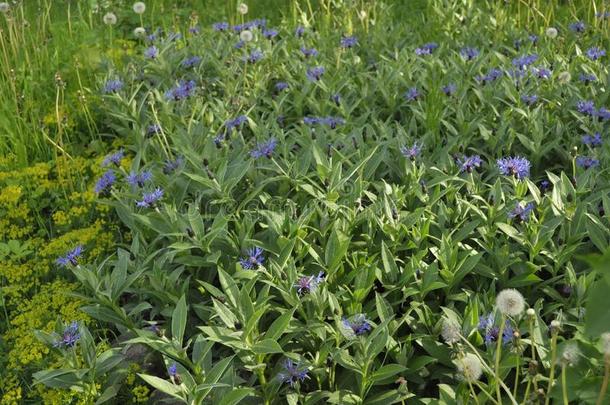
[266,308,295,340]
[585,276,610,337]
[251,339,283,354]
[217,388,255,405]
[172,295,188,345]
[325,226,351,275]
[138,374,183,399]
[370,364,406,384]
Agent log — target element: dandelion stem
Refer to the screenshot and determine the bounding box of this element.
[596,357,610,405]
[544,332,558,405]
[561,364,568,405]
[468,380,480,405]
[495,315,506,403]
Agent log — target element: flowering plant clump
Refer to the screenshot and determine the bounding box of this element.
[19,1,610,405]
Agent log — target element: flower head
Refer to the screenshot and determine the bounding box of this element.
[521,94,538,105]
[56,246,84,267]
[479,313,514,345]
[239,30,253,42]
[144,46,159,59]
[545,27,558,38]
[294,272,324,295]
[275,81,289,92]
[237,3,248,15]
[508,202,535,222]
[476,68,503,84]
[340,36,358,48]
[560,343,581,367]
[442,83,457,96]
[401,143,422,160]
[165,80,197,101]
[558,71,572,83]
[582,133,603,147]
[126,170,153,187]
[569,21,585,33]
[263,28,278,39]
[576,156,600,169]
[94,170,117,194]
[213,22,229,31]
[53,321,81,348]
[181,56,201,68]
[456,353,482,382]
[239,247,265,269]
[102,150,124,167]
[340,314,372,338]
[163,156,184,174]
[102,79,123,94]
[168,363,178,377]
[404,87,420,102]
[512,54,538,70]
[0,3,10,13]
[136,188,164,208]
[103,12,117,25]
[134,27,147,37]
[277,359,309,387]
[133,2,146,14]
[225,115,248,134]
[496,289,526,316]
[497,156,530,179]
[460,47,479,60]
[250,138,277,159]
[441,318,461,344]
[577,100,596,116]
[415,42,438,56]
[533,66,551,79]
[458,155,482,173]
[579,73,596,84]
[586,47,606,61]
[244,49,264,63]
[306,66,325,82]
[300,46,318,58]
[295,26,305,37]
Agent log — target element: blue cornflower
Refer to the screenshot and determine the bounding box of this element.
[512,54,538,70]
[579,73,596,83]
[102,150,124,167]
[404,87,420,102]
[300,46,318,58]
[275,81,289,92]
[53,321,81,348]
[478,314,513,346]
[56,245,84,267]
[529,34,539,44]
[586,47,606,60]
[278,359,309,387]
[331,93,341,105]
[181,56,201,68]
[442,83,457,96]
[415,42,438,55]
[540,180,550,192]
[189,26,200,35]
[306,66,325,81]
[460,47,479,60]
[250,138,277,159]
[597,108,610,120]
[497,156,531,179]
[165,80,197,101]
[163,156,184,174]
[126,170,152,187]
[597,11,610,18]
[341,314,372,337]
[476,68,503,84]
[400,143,422,160]
[520,94,538,105]
[94,170,116,194]
[508,202,535,222]
[322,116,345,129]
[263,28,278,39]
[340,36,358,48]
[212,22,229,31]
[303,116,321,125]
[239,247,265,269]
[458,155,482,173]
[576,156,600,169]
[582,133,603,147]
[168,363,178,377]
[577,100,596,116]
[244,49,264,63]
[295,26,305,37]
[225,115,247,134]
[102,79,123,94]
[146,123,162,136]
[136,188,164,208]
[234,40,245,49]
[533,66,551,79]
[569,21,586,33]
[144,45,159,59]
[294,272,325,295]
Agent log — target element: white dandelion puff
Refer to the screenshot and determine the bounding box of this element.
[601,332,610,356]
[133,2,146,14]
[441,318,461,344]
[560,343,580,367]
[496,289,525,317]
[526,308,536,317]
[103,12,117,25]
[0,2,10,13]
[558,71,571,84]
[456,353,483,382]
[237,3,248,15]
[134,27,146,37]
[546,27,558,38]
[240,30,253,42]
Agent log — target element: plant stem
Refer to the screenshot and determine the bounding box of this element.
[561,364,568,405]
[544,332,558,405]
[468,380,481,405]
[596,356,610,405]
[495,315,506,403]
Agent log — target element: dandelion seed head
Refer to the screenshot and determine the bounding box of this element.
[0,2,10,13]
[545,27,558,38]
[134,27,146,37]
[496,289,525,316]
[441,318,461,344]
[133,2,146,14]
[558,71,571,84]
[456,353,482,382]
[103,12,117,25]
[601,332,610,356]
[560,343,581,367]
[240,30,253,42]
[237,3,248,15]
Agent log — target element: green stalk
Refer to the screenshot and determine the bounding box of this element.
[561,364,568,405]
[596,356,609,405]
[494,315,506,403]
[544,332,558,405]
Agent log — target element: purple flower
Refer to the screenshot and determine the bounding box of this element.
[304,116,344,128]
[263,28,278,39]
[476,68,503,84]
[415,42,438,56]
[597,108,610,120]
[147,123,162,136]
[102,79,123,94]
[576,156,600,169]
[569,21,586,33]
[404,87,420,102]
[136,188,164,208]
[53,321,81,348]
[126,170,152,187]
[234,40,245,49]
[189,26,200,35]
[244,49,264,64]
[586,47,605,60]
[275,81,289,92]
[533,66,551,79]
[521,94,538,105]
[460,47,479,60]
[579,73,596,84]
[294,272,324,295]
[597,11,610,18]
[225,115,248,134]
[400,143,422,160]
[102,150,124,167]
[181,56,202,68]
[295,26,305,37]
[478,314,513,346]
[300,46,318,58]
[497,156,531,179]
[341,314,372,337]
[56,246,84,267]
[442,83,457,96]
[306,66,325,82]
[94,170,117,194]
[239,247,265,269]
[540,180,550,192]
[278,359,309,387]
[528,34,539,44]
[250,138,277,159]
[144,46,159,59]
[508,202,535,222]
[212,22,229,31]
[165,80,197,101]
[340,36,358,48]
[331,93,341,105]
[582,133,603,147]
[458,155,482,173]
[512,54,538,70]
[577,100,596,116]
[163,156,184,174]
[168,363,178,377]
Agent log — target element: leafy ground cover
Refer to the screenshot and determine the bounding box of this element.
[1,0,610,404]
